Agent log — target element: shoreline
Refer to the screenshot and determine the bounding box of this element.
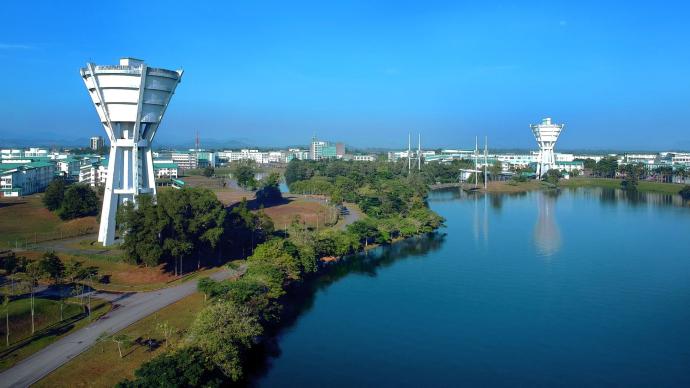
[431,178,687,196]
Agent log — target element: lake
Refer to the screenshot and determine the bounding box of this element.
[254,188,690,387]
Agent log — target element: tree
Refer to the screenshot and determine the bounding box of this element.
[347,219,383,247]
[39,251,64,284]
[119,188,227,271]
[197,277,216,302]
[255,172,283,205]
[58,184,98,220]
[112,334,134,358]
[593,157,618,178]
[156,321,176,349]
[488,161,503,180]
[621,164,644,191]
[0,252,28,275]
[543,169,562,187]
[230,161,257,190]
[203,166,215,178]
[43,178,66,211]
[117,347,221,388]
[186,301,262,381]
[22,261,44,334]
[679,185,690,200]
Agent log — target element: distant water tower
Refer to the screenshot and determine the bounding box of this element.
[80,58,183,246]
[530,117,564,178]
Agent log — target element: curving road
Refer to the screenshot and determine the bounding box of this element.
[0,266,244,388]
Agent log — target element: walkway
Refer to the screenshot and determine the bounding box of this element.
[0,266,244,388]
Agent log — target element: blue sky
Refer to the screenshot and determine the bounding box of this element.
[1,1,689,150]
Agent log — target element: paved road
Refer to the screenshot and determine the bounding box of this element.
[0,267,243,388]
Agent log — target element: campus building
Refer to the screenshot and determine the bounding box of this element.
[153,160,179,179]
[0,160,56,197]
[310,136,344,160]
[79,159,109,187]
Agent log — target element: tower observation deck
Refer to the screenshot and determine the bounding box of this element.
[80,57,183,246]
[530,117,564,178]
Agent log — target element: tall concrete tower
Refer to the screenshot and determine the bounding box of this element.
[80,58,183,246]
[530,117,564,178]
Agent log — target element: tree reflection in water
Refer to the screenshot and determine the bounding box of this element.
[245,233,446,383]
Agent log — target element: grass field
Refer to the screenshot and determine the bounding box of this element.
[262,198,336,230]
[561,177,685,195]
[15,250,179,292]
[36,292,206,388]
[0,297,111,372]
[0,195,98,248]
[181,175,255,206]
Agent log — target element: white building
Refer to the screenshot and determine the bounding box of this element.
[671,152,690,167]
[153,160,179,179]
[0,161,56,197]
[1,148,49,159]
[171,152,198,170]
[79,160,109,187]
[351,154,377,162]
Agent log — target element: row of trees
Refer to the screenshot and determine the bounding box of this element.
[43,179,99,220]
[1,251,97,346]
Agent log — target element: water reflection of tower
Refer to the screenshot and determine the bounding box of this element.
[533,192,562,257]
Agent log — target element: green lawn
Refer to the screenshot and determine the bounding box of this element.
[562,177,685,195]
[0,195,98,248]
[0,296,111,372]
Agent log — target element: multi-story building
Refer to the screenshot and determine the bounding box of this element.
[170,151,198,170]
[310,137,344,160]
[286,149,310,162]
[90,136,104,151]
[350,154,377,162]
[153,160,179,179]
[669,152,690,167]
[79,159,108,187]
[0,160,56,197]
[54,156,82,180]
[1,148,49,159]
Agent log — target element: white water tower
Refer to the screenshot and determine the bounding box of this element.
[80,58,183,246]
[530,117,564,178]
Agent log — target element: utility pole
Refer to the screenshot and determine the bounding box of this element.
[474,136,478,189]
[418,133,421,171]
[484,136,488,190]
[408,133,411,172]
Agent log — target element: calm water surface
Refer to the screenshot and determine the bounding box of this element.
[255,188,690,387]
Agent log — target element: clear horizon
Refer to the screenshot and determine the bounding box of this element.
[1,1,689,151]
